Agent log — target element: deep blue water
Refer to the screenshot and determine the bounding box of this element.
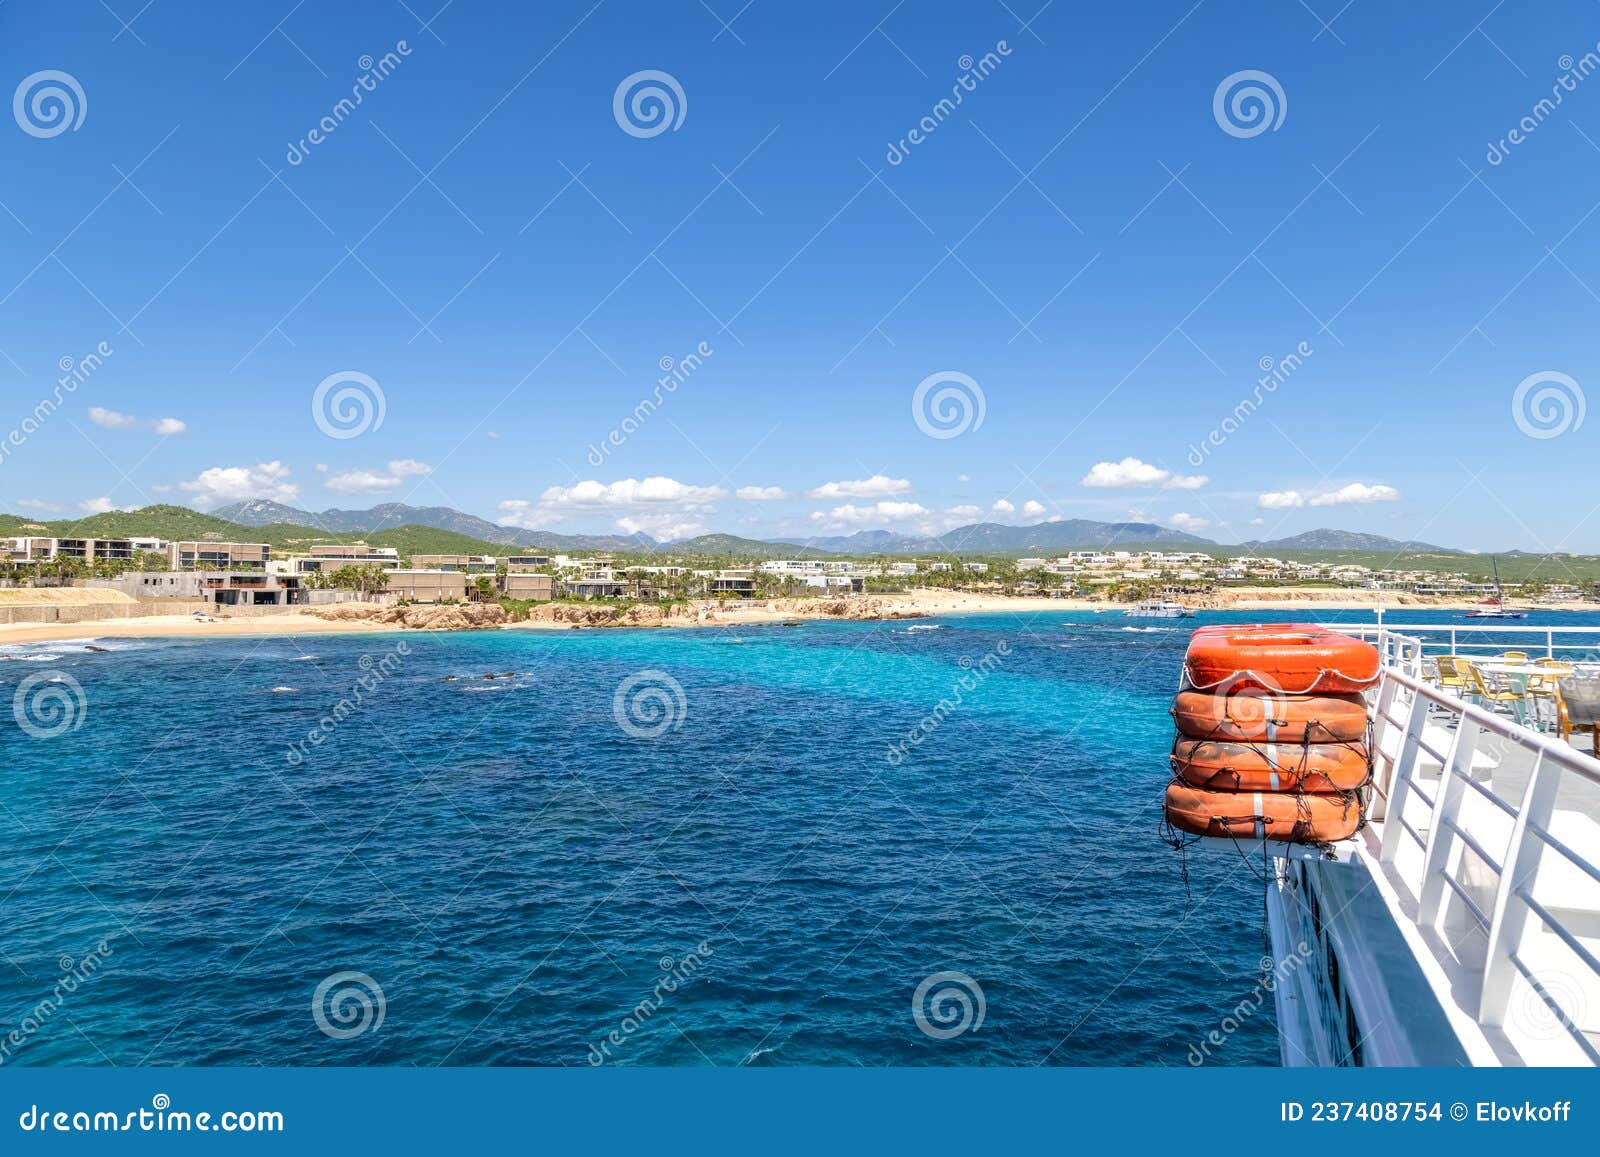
[4,608,1592,1066]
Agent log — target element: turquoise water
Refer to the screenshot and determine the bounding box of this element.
[6,608,1589,1066]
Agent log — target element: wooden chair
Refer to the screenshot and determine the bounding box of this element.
[1499,651,1529,665]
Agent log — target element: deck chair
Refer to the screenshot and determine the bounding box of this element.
[1463,662,1526,723]
[1433,655,1469,692]
[1499,651,1529,665]
[1558,675,1600,756]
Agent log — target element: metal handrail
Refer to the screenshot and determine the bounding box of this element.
[1368,639,1600,1062]
[1332,622,1600,662]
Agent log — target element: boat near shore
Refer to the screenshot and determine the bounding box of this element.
[1125,598,1193,619]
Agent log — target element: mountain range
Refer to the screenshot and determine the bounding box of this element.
[2,499,1501,558]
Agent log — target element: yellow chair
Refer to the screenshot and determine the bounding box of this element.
[1525,672,1564,731]
[1535,658,1575,672]
[1463,662,1527,722]
[1499,651,1529,665]
[1433,655,1470,692]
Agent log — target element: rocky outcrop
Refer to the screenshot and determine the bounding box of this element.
[309,596,927,631]
[312,603,508,630]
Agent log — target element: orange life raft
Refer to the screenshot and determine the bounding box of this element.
[1170,737,1371,793]
[1183,624,1380,695]
[1170,688,1370,743]
[1163,781,1363,843]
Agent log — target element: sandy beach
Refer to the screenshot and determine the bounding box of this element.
[3,586,1597,647]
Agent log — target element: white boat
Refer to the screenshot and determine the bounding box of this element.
[1125,598,1192,619]
[1191,623,1600,1065]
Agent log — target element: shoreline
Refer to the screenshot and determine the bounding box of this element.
[2,588,1597,647]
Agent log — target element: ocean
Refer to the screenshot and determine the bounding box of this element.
[5,608,1589,1066]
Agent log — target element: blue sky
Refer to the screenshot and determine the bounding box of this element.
[1,0,1596,549]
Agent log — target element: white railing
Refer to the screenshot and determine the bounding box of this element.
[1367,648,1600,1064]
[1333,622,1600,662]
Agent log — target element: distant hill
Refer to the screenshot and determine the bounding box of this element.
[665,534,835,558]
[213,499,656,553]
[1247,529,1457,553]
[784,519,1213,555]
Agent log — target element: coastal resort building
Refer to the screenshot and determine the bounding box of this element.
[291,544,402,572]
[410,553,498,573]
[502,573,554,600]
[166,540,270,571]
[505,555,552,571]
[201,571,304,606]
[383,568,468,603]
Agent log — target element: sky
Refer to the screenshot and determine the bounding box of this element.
[0,0,1597,550]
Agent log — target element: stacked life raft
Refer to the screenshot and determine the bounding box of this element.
[1163,624,1381,845]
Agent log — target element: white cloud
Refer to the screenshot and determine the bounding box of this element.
[991,499,1015,514]
[498,477,726,533]
[1022,500,1046,518]
[956,473,972,483]
[78,496,116,514]
[88,407,137,430]
[808,501,929,530]
[1080,457,1206,490]
[88,407,186,435]
[616,513,710,541]
[179,461,298,509]
[1309,482,1401,507]
[16,499,62,513]
[735,485,787,500]
[1250,517,1265,526]
[1170,512,1211,532]
[1258,490,1305,509]
[944,504,981,523]
[324,459,432,495]
[808,475,911,499]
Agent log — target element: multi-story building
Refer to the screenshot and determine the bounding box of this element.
[409,554,497,573]
[382,569,467,603]
[505,555,553,571]
[502,573,554,600]
[287,545,401,573]
[166,541,270,571]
